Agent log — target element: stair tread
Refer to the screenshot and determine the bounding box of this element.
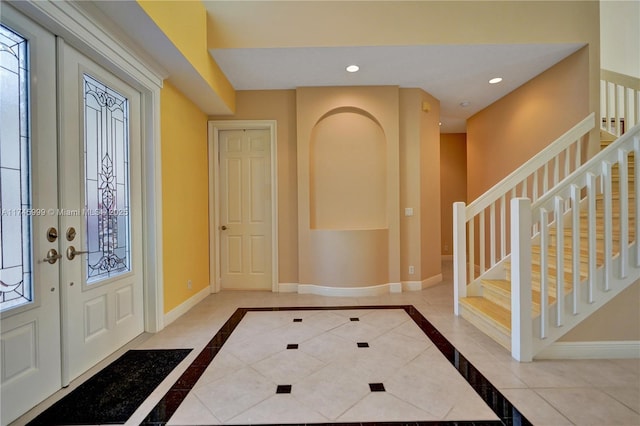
[459,297,511,332]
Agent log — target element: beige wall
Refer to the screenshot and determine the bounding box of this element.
[297,86,400,287]
[467,47,590,201]
[440,134,467,256]
[419,92,443,282]
[211,90,298,283]
[213,87,442,287]
[399,89,442,283]
[560,281,640,341]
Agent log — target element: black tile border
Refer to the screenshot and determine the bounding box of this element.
[141,305,531,425]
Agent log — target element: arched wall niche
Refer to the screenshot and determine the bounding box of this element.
[309,106,387,230]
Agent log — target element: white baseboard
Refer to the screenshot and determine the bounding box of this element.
[278,283,298,293]
[163,286,211,326]
[535,341,640,360]
[403,273,443,291]
[294,282,402,297]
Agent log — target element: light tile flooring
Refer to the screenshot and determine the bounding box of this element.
[14,261,640,425]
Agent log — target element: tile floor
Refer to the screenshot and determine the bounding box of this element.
[13,261,640,425]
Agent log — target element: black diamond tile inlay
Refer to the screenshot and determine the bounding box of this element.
[276,384,292,394]
[293,318,303,322]
[350,317,360,321]
[369,382,385,392]
[286,344,299,350]
[357,342,369,348]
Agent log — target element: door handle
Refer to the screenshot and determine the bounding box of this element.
[66,246,89,261]
[43,249,63,264]
[220,225,227,231]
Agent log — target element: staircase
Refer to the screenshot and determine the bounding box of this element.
[457,130,638,357]
[453,70,640,361]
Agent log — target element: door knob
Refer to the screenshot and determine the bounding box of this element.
[43,249,62,264]
[66,246,89,261]
[220,225,227,231]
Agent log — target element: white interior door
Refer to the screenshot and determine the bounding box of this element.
[219,129,272,290]
[0,8,61,425]
[58,42,144,383]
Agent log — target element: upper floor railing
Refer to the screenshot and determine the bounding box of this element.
[601,69,640,137]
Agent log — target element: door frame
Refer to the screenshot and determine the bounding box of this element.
[10,1,165,334]
[208,120,279,293]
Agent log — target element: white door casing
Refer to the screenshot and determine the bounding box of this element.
[0,7,61,425]
[209,121,278,292]
[58,40,144,383]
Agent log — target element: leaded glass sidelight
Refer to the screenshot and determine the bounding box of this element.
[83,74,131,284]
[0,25,32,311]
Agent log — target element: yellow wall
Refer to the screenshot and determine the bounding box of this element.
[440,133,467,256]
[161,81,210,313]
[137,0,235,112]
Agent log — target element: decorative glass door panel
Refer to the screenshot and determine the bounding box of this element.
[61,43,143,383]
[83,74,131,284]
[0,24,32,311]
[0,7,61,424]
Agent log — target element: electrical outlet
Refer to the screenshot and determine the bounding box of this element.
[444,244,449,252]
[409,265,415,275]
[187,279,192,289]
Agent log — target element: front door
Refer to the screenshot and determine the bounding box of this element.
[219,129,272,290]
[58,42,144,383]
[0,8,61,425]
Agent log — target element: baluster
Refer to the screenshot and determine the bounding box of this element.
[500,194,506,259]
[511,198,532,362]
[564,146,570,179]
[604,80,610,132]
[543,163,549,193]
[479,210,486,273]
[453,202,467,316]
[570,184,581,315]
[555,196,565,327]
[635,137,640,267]
[576,139,582,171]
[540,207,549,339]
[619,150,629,278]
[469,218,475,282]
[587,173,597,303]
[603,161,614,291]
[490,203,496,266]
[615,84,621,136]
[533,170,539,202]
[553,156,560,187]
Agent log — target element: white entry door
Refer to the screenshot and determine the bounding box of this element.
[58,42,144,383]
[219,129,273,290]
[0,8,61,425]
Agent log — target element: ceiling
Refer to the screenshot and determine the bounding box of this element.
[89,1,584,134]
[210,43,583,132]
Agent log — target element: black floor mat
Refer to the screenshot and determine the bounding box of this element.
[29,349,191,425]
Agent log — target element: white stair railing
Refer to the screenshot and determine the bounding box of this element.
[454,113,595,314]
[511,122,640,361]
[601,69,640,137]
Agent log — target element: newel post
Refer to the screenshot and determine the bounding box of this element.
[510,198,533,362]
[453,202,467,316]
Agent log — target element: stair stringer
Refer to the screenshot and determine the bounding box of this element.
[531,242,640,357]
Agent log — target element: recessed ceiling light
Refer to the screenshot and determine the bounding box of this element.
[439,122,442,126]
[346,65,360,73]
[459,101,471,108]
[489,77,503,84]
